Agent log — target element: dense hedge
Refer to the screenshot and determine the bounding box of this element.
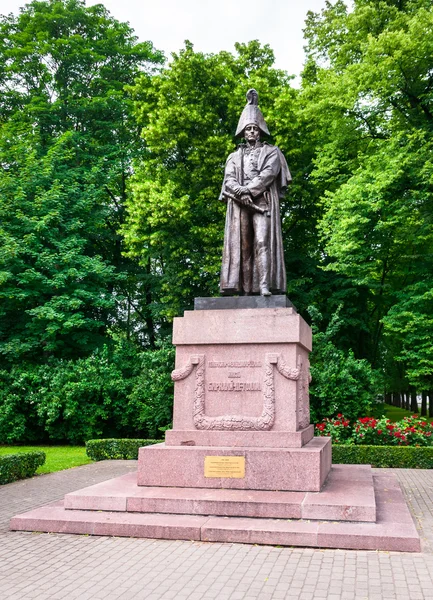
[333,444,433,468]
[86,439,162,461]
[0,343,175,444]
[0,451,46,484]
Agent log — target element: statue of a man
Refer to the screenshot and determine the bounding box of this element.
[219,89,291,296]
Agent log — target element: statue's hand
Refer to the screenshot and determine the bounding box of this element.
[233,185,249,197]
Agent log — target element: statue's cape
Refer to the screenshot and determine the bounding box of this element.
[219,143,289,294]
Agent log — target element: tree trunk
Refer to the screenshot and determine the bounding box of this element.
[145,259,156,349]
[429,390,433,418]
[421,391,427,417]
[410,389,418,413]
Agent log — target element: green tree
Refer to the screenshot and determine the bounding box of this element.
[300,0,433,391]
[0,131,118,360]
[308,306,382,422]
[0,0,163,361]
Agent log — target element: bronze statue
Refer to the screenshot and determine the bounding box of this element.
[219,89,290,296]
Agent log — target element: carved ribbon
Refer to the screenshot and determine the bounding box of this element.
[296,355,311,429]
[171,353,301,431]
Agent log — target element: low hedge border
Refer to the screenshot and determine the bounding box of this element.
[333,444,433,468]
[86,439,162,461]
[86,439,433,468]
[0,451,46,485]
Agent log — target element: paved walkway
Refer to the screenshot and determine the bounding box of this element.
[1,462,433,600]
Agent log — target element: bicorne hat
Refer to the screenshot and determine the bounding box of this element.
[235,89,270,137]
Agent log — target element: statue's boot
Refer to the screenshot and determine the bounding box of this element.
[257,246,271,296]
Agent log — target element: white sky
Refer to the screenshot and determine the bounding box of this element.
[0,0,330,77]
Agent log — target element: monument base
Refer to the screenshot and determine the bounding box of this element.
[137,437,331,492]
[10,465,420,552]
[8,299,421,551]
[165,424,314,448]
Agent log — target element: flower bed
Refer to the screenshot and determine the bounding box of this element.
[315,414,433,446]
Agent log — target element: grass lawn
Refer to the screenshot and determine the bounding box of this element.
[0,446,92,474]
[381,404,433,423]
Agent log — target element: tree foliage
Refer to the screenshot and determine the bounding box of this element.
[0,0,163,360]
[0,341,174,444]
[309,306,381,422]
[301,0,433,391]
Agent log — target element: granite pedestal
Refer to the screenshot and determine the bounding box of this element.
[10,297,421,551]
[137,300,330,492]
[10,467,420,551]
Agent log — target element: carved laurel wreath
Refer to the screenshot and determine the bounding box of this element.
[171,353,304,431]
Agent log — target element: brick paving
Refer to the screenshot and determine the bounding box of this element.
[1,462,433,599]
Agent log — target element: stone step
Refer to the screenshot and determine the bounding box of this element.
[62,465,376,522]
[10,474,420,552]
[11,501,206,541]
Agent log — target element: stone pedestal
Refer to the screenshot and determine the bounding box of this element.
[9,296,421,552]
[140,299,331,491]
[137,438,331,492]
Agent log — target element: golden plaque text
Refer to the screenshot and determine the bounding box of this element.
[204,456,245,478]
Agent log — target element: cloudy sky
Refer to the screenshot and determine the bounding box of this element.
[0,0,330,76]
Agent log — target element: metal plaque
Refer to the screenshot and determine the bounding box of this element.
[204,456,245,478]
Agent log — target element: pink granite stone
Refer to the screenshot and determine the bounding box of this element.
[170,307,313,442]
[60,465,376,523]
[376,503,417,524]
[301,465,376,522]
[316,521,420,552]
[199,474,419,551]
[64,473,306,518]
[171,342,310,436]
[9,470,421,552]
[326,464,373,481]
[173,308,312,349]
[137,437,331,492]
[64,472,137,511]
[10,502,207,541]
[201,516,319,546]
[316,474,420,551]
[165,426,314,448]
[372,474,401,488]
[127,487,305,519]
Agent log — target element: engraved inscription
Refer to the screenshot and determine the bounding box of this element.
[204,456,245,478]
[208,361,261,368]
[171,352,299,431]
[208,382,261,392]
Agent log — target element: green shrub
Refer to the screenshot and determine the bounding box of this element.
[308,306,382,422]
[85,438,162,461]
[332,444,433,468]
[0,451,46,484]
[0,342,175,444]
